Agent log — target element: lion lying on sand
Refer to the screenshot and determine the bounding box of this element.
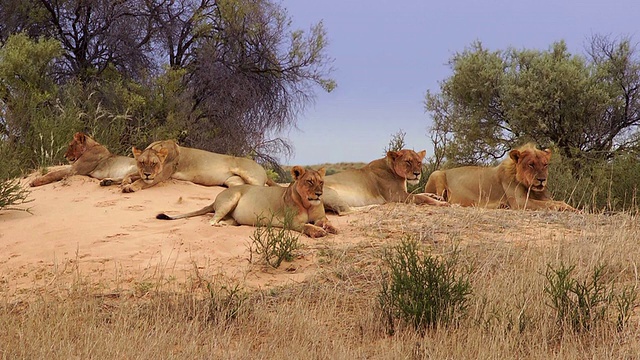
[156,166,337,238]
[321,149,449,215]
[424,143,576,211]
[30,132,137,187]
[122,140,275,193]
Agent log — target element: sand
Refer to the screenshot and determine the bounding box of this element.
[0,171,369,295]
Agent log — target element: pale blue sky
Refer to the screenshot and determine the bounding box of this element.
[281,0,639,165]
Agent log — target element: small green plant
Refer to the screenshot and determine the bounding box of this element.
[0,178,31,211]
[379,236,472,334]
[544,262,636,332]
[249,209,300,268]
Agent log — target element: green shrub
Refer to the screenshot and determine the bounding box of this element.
[0,143,31,211]
[0,178,30,211]
[544,262,637,332]
[379,237,472,334]
[548,152,640,212]
[249,210,300,268]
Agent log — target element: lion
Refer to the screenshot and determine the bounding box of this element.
[29,132,138,187]
[121,139,276,193]
[156,166,337,238]
[423,143,576,211]
[321,149,449,215]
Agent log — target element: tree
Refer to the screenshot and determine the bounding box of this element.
[0,0,335,170]
[426,37,640,171]
[174,0,335,167]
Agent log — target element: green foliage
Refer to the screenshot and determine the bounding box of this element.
[249,210,300,268]
[0,1,335,175]
[544,262,637,332]
[0,139,31,211]
[0,178,30,211]
[379,237,472,334]
[548,151,640,212]
[426,36,640,169]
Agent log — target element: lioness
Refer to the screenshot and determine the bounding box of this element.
[321,149,449,215]
[30,132,138,187]
[156,166,337,238]
[122,140,276,193]
[424,143,576,211]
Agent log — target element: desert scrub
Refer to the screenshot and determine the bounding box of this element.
[249,209,300,268]
[379,236,472,334]
[544,262,638,333]
[0,178,31,211]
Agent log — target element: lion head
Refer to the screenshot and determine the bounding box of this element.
[291,166,326,207]
[64,132,93,162]
[386,149,427,185]
[508,144,552,192]
[132,147,169,183]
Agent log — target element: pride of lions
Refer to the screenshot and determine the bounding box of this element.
[29,132,577,238]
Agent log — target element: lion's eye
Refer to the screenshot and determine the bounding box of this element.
[406,161,411,165]
[307,180,314,185]
[528,163,534,168]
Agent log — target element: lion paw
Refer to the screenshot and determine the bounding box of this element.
[100,179,114,187]
[121,184,137,193]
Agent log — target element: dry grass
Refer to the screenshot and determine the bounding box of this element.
[2,206,639,359]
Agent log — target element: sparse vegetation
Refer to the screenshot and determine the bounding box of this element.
[0,178,30,211]
[249,210,301,268]
[1,205,640,358]
[379,236,472,334]
[544,262,638,333]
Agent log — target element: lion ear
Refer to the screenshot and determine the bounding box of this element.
[417,150,426,160]
[74,132,86,144]
[156,148,169,163]
[291,166,305,180]
[509,149,521,163]
[317,167,326,177]
[132,147,142,159]
[387,151,401,160]
[543,148,552,158]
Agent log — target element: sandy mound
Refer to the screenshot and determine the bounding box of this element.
[0,172,371,295]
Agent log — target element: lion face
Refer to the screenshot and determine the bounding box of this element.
[510,147,552,192]
[387,149,427,185]
[291,166,326,207]
[132,147,169,184]
[64,132,89,163]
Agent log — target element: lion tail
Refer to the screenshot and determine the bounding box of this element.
[156,203,216,220]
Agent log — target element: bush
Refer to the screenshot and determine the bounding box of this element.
[0,143,31,211]
[0,178,30,211]
[379,237,472,334]
[544,262,637,332]
[249,210,300,268]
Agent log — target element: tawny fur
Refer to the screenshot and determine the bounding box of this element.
[321,149,449,215]
[122,140,276,193]
[156,166,337,238]
[29,132,138,187]
[424,143,576,211]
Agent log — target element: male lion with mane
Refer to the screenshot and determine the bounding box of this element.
[30,132,137,187]
[156,166,337,238]
[122,140,276,192]
[321,149,449,215]
[424,143,576,211]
